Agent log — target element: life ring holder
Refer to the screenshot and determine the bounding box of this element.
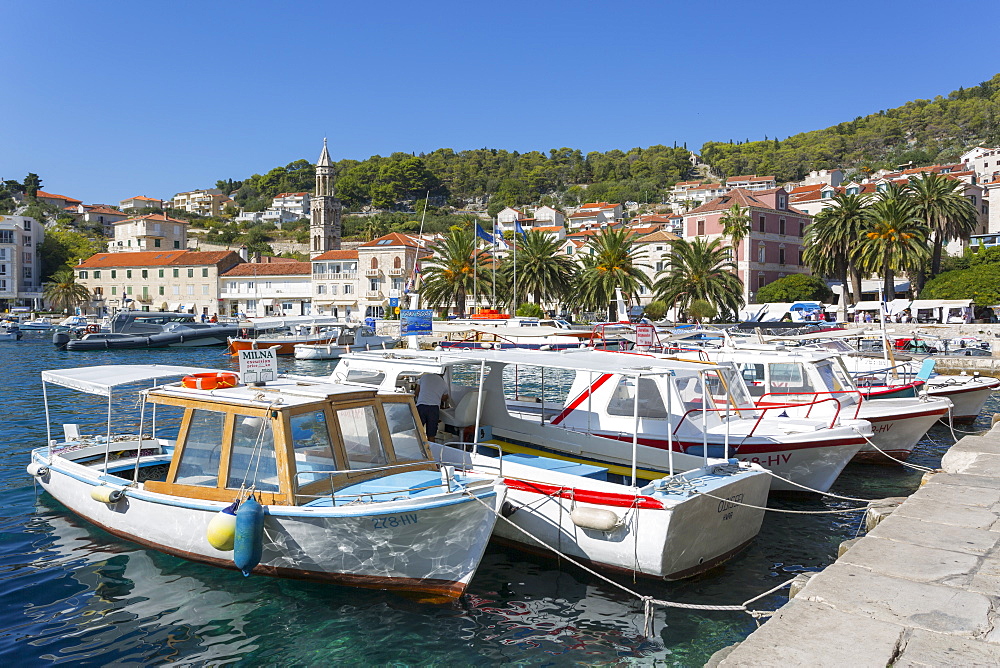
[86,324,101,333]
[182,372,240,390]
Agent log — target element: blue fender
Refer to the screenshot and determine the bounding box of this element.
[233,497,265,576]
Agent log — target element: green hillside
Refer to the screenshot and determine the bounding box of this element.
[701,74,1000,182]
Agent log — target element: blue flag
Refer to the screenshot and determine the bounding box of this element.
[475,223,494,244]
[514,219,527,238]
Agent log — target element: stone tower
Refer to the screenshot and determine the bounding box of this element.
[309,138,343,257]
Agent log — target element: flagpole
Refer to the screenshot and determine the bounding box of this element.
[491,217,496,309]
[473,232,478,316]
[513,220,517,312]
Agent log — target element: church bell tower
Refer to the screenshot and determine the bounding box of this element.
[309,138,343,257]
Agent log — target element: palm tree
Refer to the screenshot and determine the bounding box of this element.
[719,203,751,260]
[43,269,91,314]
[802,193,869,318]
[499,230,577,308]
[420,229,492,317]
[653,238,744,321]
[905,172,979,281]
[575,227,650,320]
[856,197,930,300]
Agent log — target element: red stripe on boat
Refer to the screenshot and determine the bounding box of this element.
[550,373,613,425]
[504,478,665,510]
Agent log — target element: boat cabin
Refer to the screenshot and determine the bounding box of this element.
[41,366,436,507]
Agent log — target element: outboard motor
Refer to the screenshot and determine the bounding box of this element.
[53,331,71,348]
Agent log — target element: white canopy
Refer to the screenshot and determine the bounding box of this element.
[41,365,229,397]
[438,324,590,339]
[248,315,344,329]
[909,299,972,310]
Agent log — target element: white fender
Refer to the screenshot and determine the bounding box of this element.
[571,506,621,532]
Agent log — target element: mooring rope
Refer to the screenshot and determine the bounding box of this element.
[461,488,795,636]
[849,427,936,474]
[694,489,867,515]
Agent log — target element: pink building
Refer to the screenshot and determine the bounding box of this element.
[682,187,813,302]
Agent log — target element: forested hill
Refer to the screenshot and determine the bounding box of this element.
[701,74,1000,182]
[217,74,1000,212]
[219,145,693,213]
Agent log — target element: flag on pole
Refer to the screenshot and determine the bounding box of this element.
[475,223,494,244]
[493,220,509,250]
[514,218,527,239]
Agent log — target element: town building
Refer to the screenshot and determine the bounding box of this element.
[961,147,1000,183]
[567,202,623,229]
[632,228,680,306]
[310,138,343,257]
[683,187,812,304]
[74,250,243,316]
[220,259,312,317]
[171,189,236,217]
[34,190,82,210]
[310,249,360,320]
[107,213,189,253]
[65,204,129,236]
[0,215,44,310]
[120,195,166,211]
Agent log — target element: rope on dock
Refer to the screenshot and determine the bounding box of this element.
[462,488,795,636]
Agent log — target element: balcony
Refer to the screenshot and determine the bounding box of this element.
[366,290,383,299]
[364,269,381,277]
[387,267,404,276]
[312,272,358,281]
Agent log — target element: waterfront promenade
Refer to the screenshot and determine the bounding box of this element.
[710,425,1000,667]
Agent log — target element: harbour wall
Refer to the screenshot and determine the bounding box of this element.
[708,425,1000,667]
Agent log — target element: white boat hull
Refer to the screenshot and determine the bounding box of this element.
[926,378,999,423]
[33,450,502,598]
[434,445,771,579]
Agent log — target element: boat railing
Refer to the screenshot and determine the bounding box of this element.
[293,459,467,504]
[673,396,846,436]
[755,390,863,420]
[852,363,917,387]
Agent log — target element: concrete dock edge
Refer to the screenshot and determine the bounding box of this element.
[710,423,1000,667]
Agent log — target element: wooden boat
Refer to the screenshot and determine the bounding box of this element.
[29,365,504,598]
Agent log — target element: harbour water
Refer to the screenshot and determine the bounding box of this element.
[1,334,994,665]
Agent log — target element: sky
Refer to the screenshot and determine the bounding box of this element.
[4,0,1000,205]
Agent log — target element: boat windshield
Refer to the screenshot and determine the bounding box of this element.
[336,405,389,470]
[606,376,669,418]
[227,415,279,492]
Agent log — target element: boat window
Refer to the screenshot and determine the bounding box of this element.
[175,409,225,487]
[291,410,336,486]
[383,402,425,461]
[717,367,755,410]
[450,363,489,388]
[767,363,815,395]
[673,374,711,413]
[226,415,279,492]
[815,361,841,391]
[336,405,389,470]
[606,376,668,418]
[343,368,385,386]
[739,363,766,397]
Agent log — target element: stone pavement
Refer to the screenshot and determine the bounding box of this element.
[709,426,1000,667]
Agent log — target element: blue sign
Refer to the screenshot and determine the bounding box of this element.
[388,297,399,308]
[400,309,433,336]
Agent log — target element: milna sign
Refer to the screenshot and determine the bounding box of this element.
[238,348,278,385]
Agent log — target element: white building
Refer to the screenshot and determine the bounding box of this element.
[0,215,44,309]
[171,189,236,217]
[534,206,565,227]
[311,249,360,319]
[108,213,189,253]
[961,147,1000,184]
[120,195,166,211]
[220,260,313,317]
[567,202,623,229]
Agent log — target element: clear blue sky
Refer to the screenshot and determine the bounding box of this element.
[4,0,999,205]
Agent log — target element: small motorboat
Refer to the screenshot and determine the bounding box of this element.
[0,323,22,341]
[19,316,54,331]
[294,324,399,360]
[229,316,351,356]
[57,312,240,351]
[29,365,504,598]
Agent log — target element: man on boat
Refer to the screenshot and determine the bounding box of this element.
[416,373,449,440]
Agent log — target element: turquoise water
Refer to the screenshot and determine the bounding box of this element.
[1,334,992,665]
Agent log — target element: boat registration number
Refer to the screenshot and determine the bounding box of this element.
[372,514,419,529]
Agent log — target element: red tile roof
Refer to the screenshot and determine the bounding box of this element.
[222,261,312,277]
[35,190,82,204]
[636,230,680,243]
[313,249,359,261]
[360,232,421,248]
[534,226,563,232]
[125,195,162,202]
[275,192,309,198]
[115,213,190,226]
[77,250,242,269]
[684,188,809,216]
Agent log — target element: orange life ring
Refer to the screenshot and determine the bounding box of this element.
[181,372,239,390]
[86,324,101,333]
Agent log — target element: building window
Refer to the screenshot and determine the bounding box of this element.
[173,286,180,295]
[778,195,787,209]
[79,270,88,279]
[779,247,786,265]
[154,239,161,248]
[187,268,194,278]
[344,284,353,294]
[173,240,181,249]
[759,215,766,232]
[369,278,380,291]
[127,270,132,278]
[393,256,402,269]
[202,268,209,277]
[22,220,30,231]
[316,284,326,295]
[779,218,786,235]
[187,285,195,295]
[94,270,100,279]
[202,285,209,295]
[0,230,13,244]
[111,270,117,279]
[111,286,117,295]
[330,285,338,295]
[159,286,165,295]
[697,220,705,235]
[370,257,378,269]
[159,269,164,278]
[142,269,148,278]
[757,245,765,263]
[799,221,805,236]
